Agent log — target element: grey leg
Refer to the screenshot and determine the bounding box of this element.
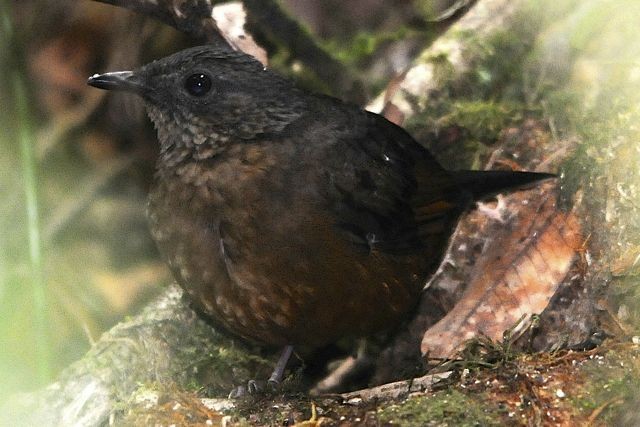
[228,345,294,398]
[268,345,294,385]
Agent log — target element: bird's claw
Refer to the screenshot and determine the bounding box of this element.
[247,379,262,394]
[267,378,280,391]
[228,379,273,398]
[228,385,246,399]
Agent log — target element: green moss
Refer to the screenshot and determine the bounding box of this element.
[378,389,502,426]
[570,348,640,424]
[396,9,555,168]
[328,30,407,65]
[404,99,521,170]
[446,101,522,143]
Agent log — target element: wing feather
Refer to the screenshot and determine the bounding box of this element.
[324,111,466,255]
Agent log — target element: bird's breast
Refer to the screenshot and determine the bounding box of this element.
[147,144,425,347]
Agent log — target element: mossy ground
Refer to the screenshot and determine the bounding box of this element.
[376,389,502,426]
[113,339,638,426]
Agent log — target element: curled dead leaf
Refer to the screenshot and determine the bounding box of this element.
[421,189,582,358]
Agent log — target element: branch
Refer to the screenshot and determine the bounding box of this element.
[241,0,367,104]
[339,371,453,403]
[91,0,228,45]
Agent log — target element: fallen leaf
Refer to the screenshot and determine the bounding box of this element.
[421,188,582,358]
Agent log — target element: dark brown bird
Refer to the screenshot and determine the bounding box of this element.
[88,44,552,386]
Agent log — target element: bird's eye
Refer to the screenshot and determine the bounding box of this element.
[184,73,212,97]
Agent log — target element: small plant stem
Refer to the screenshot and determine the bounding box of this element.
[2,0,51,383]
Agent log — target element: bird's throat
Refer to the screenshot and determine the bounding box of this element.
[146,104,233,168]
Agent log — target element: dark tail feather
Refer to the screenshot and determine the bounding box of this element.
[451,170,556,201]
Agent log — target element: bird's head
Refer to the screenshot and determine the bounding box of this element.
[88,44,304,156]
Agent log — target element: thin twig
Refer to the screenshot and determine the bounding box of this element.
[586,397,624,426]
[338,371,452,403]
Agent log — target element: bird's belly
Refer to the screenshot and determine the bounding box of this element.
[148,190,423,347]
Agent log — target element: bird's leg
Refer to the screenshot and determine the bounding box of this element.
[268,345,294,386]
[228,345,294,398]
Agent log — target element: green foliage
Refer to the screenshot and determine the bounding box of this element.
[327,27,414,65]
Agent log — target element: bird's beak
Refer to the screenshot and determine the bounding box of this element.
[87,71,146,93]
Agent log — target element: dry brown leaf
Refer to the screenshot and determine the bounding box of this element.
[421,190,582,358]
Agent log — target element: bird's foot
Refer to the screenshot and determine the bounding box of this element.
[228,345,294,399]
[229,380,262,398]
[228,377,282,398]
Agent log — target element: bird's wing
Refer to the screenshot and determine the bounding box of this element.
[322,111,466,255]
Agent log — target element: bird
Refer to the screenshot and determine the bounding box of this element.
[87,44,553,388]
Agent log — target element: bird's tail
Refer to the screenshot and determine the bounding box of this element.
[451,170,556,201]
